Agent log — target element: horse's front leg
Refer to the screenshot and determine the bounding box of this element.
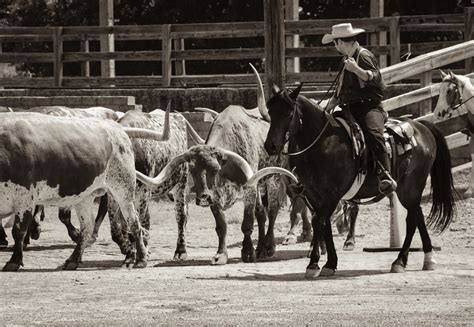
[305,213,323,278]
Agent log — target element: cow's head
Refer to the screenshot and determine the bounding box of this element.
[136,144,298,207]
[136,145,252,207]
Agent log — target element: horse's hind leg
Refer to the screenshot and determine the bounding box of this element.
[391,205,419,273]
[415,207,436,270]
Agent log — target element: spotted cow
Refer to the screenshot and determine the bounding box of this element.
[101,109,192,260]
[0,112,169,271]
[0,106,120,247]
[134,102,296,265]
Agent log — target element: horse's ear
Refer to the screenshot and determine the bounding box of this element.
[439,69,447,79]
[272,85,281,95]
[448,70,456,80]
[289,83,303,101]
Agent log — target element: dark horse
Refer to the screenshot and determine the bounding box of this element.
[263,84,456,277]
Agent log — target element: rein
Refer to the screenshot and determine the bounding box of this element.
[281,95,331,157]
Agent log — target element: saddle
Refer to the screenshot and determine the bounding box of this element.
[331,112,416,201]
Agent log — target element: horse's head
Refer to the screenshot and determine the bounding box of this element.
[433,70,464,120]
[263,84,303,155]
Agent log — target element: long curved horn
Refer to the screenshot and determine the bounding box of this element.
[195,107,218,119]
[219,148,254,181]
[246,167,298,187]
[173,111,205,144]
[249,63,270,122]
[123,103,170,141]
[136,152,190,187]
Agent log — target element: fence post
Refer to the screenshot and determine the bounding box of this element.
[263,0,285,98]
[418,70,432,116]
[465,7,474,74]
[370,0,387,67]
[162,24,172,87]
[80,34,90,77]
[389,16,400,66]
[284,0,300,73]
[173,38,185,76]
[99,0,115,78]
[53,27,63,87]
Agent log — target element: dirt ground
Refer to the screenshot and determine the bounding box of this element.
[0,170,472,326]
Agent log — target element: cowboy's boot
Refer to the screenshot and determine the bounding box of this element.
[376,152,397,195]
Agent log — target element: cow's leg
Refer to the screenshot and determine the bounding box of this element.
[63,199,94,270]
[90,194,108,244]
[283,198,300,245]
[108,199,135,259]
[173,175,188,261]
[29,205,43,240]
[241,189,257,263]
[58,207,81,243]
[3,211,32,271]
[0,223,7,247]
[260,192,280,258]
[210,204,227,265]
[299,200,312,242]
[120,201,147,268]
[343,202,359,251]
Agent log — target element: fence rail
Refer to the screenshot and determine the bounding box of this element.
[0,9,472,88]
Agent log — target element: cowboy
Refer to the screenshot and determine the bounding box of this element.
[323,23,397,195]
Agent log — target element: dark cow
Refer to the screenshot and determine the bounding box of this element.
[0,112,169,271]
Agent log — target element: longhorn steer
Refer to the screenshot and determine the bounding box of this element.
[0,106,120,247]
[0,112,168,271]
[100,109,191,260]
[136,102,299,265]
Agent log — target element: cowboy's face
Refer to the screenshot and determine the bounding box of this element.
[333,39,343,54]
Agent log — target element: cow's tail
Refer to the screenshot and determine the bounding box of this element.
[419,120,456,232]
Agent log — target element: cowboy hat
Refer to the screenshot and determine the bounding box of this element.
[321,23,365,44]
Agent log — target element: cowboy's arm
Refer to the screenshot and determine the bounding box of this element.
[344,58,374,81]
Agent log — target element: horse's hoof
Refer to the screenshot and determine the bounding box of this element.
[241,248,256,263]
[422,252,436,270]
[211,252,228,265]
[343,242,355,251]
[320,267,336,276]
[282,234,297,245]
[63,260,79,270]
[133,259,148,269]
[173,251,188,261]
[305,266,321,278]
[0,240,8,248]
[390,263,406,273]
[2,261,21,271]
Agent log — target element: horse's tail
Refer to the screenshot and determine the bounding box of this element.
[418,120,456,232]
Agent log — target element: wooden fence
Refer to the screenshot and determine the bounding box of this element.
[0,8,472,88]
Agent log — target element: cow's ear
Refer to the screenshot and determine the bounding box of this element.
[219,160,248,185]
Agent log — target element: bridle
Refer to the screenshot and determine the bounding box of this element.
[276,89,330,157]
[444,78,474,113]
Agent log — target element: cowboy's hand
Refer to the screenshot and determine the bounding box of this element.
[344,58,359,73]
